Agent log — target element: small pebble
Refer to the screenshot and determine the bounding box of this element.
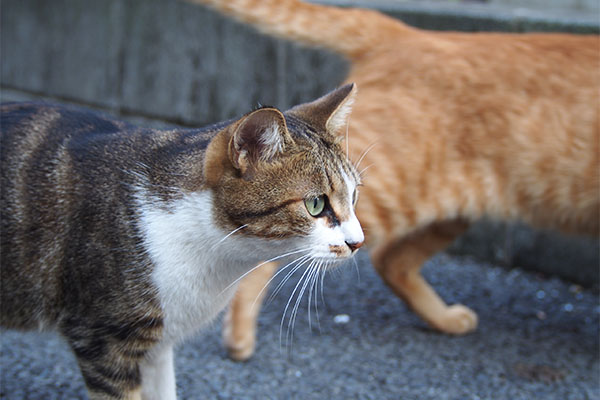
[333,314,350,324]
[536,311,547,320]
[536,290,546,300]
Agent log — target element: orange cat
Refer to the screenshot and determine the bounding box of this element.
[190,0,600,360]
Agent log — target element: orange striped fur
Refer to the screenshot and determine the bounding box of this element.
[190,0,600,360]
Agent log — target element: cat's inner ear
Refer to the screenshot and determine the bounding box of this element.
[288,83,357,135]
[229,107,290,178]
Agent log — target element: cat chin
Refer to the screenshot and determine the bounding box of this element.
[309,248,355,263]
[306,236,362,262]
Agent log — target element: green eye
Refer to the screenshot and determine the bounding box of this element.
[305,195,325,217]
[352,189,358,206]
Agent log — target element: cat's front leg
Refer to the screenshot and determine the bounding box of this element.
[139,344,176,400]
[372,220,478,335]
[223,261,278,361]
[65,334,145,400]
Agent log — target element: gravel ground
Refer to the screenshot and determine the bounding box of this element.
[1,252,598,399]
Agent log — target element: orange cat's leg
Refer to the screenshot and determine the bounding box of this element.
[223,261,278,361]
[371,220,478,335]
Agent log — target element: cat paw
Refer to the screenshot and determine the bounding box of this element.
[226,343,255,362]
[435,304,478,335]
[223,333,255,362]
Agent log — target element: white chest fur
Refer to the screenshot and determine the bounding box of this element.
[137,191,266,345]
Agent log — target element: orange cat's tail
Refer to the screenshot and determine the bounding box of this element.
[189,0,414,59]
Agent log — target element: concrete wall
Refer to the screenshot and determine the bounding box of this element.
[1,0,598,286]
[1,0,348,126]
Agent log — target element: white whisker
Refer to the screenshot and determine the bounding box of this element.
[285,260,316,352]
[355,142,377,170]
[320,261,328,307]
[317,263,325,321]
[209,224,248,252]
[267,255,313,306]
[352,257,361,284]
[280,260,315,353]
[307,261,323,332]
[345,114,351,162]
[219,247,312,296]
[295,261,317,334]
[359,163,374,178]
[250,254,311,309]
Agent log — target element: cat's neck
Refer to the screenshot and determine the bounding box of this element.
[137,189,293,342]
[137,189,278,282]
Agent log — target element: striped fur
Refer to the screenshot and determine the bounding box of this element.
[0,84,363,399]
[194,0,600,359]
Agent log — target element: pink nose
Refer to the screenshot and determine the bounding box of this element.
[345,240,363,252]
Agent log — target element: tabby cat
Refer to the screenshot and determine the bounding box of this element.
[0,84,364,399]
[191,0,600,360]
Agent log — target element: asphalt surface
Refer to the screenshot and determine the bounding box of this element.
[1,251,598,399]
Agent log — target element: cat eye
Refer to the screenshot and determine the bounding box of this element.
[352,189,358,207]
[305,195,326,217]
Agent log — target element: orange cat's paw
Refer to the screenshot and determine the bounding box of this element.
[436,304,478,335]
[225,340,255,361]
[225,340,255,362]
[223,327,256,362]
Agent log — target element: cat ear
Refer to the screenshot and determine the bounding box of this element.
[229,107,290,178]
[288,83,357,135]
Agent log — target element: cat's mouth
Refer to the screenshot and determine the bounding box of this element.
[328,243,362,258]
[309,242,362,262]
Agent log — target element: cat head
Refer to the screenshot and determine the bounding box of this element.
[204,84,364,263]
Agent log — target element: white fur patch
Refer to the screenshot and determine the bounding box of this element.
[137,190,290,344]
[139,345,176,400]
[341,217,364,247]
[326,86,356,134]
[310,218,348,259]
[307,169,364,259]
[136,189,308,397]
[340,169,364,246]
[259,123,284,161]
